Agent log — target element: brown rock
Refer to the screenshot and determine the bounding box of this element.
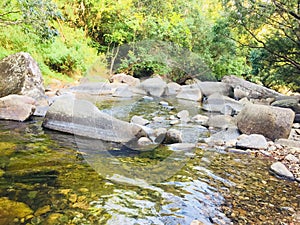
[237,104,295,141]
[110,73,140,86]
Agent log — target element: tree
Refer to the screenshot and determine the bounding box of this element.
[0,0,61,39]
[222,0,300,90]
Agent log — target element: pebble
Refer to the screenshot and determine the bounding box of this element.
[293,123,300,129]
[177,110,190,122]
[152,116,165,123]
[142,96,154,101]
[170,120,180,125]
[169,115,177,120]
[159,101,169,106]
[285,154,299,163]
[268,145,277,151]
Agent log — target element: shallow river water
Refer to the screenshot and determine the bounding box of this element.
[0,97,299,225]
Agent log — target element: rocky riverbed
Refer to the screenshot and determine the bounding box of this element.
[0,52,299,224]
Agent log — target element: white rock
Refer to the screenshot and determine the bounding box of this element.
[159,101,169,106]
[130,115,150,126]
[270,162,294,180]
[236,134,268,150]
[170,120,180,125]
[137,137,153,146]
[285,154,299,163]
[191,115,209,126]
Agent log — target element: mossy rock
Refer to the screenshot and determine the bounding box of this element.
[0,197,33,224]
[0,142,16,157]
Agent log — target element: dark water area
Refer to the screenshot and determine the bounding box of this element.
[0,98,299,224]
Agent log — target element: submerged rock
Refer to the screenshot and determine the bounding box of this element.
[0,52,46,102]
[0,197,33,224]
[42,95,145,143]
[167,143,196,151]
[237,104,295,141]
[0,94,36,121]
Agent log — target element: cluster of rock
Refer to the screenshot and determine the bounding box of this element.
[0,52,299,182]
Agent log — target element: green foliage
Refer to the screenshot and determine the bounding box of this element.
[0,14,99,84]
[0,0,62,40]
[222,0,300,90]
[110,40,214,83]
[4,0,298,91]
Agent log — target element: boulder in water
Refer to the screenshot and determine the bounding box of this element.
[0,94,36,121]
[42,95,145,143]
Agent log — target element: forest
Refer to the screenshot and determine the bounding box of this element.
[0,0,299,91]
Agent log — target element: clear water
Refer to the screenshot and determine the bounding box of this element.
[0,97,299,225]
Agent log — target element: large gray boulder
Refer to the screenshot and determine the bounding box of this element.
[237,104,295,141]
[222,75,283,99]
[166,82,182,95]
[176,85,202,102]
[202,93,244,114]
[0,52,45,101]
[139,77,167,97]
[42,96,145,143]
[271,98,300,114]
[194,80,233,97]
[0,95,36,121]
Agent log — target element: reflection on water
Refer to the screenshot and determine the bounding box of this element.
[0,117,299,224]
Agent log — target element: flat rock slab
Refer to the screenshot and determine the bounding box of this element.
[0,95,36,121]
[236,134,268,150]
[67,82,115,95]
[222,75,283,99]
[270,162,294,180]
[167,143,196,151]
[195,81,233,97]
[275,139,300,149]
[42,95,144,143]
